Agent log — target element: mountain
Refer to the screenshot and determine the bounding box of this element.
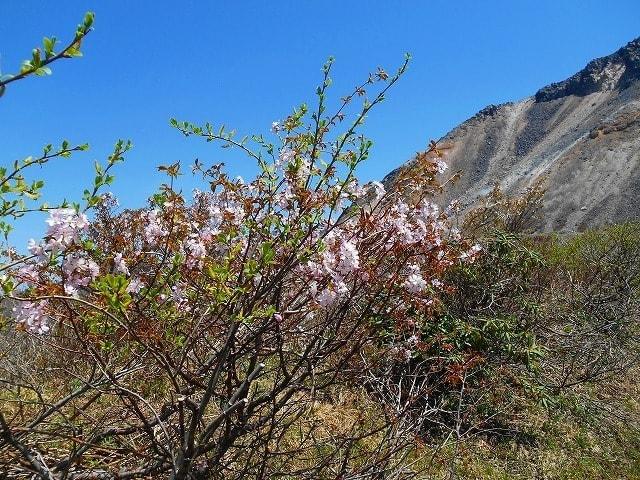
[385,37,640,232]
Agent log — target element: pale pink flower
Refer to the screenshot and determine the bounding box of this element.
[13,301,49,334]
[367,181,386,203]
[418,200,440,221]
[334,280,349,295]
[63,254,100,296]
[447,199,461,214]
[206,204,224,231]
[402,348,413,363]
[389,345,413,363]
[320,230,360,278]
[126,277,144,293]
[142,209,168,244]
[198,226,217,242]
[344,179,367,199]
[27,239,47,263]
[100,192,120,207]
[16,264,39,285]
[335,239,359,275]
[304,261,325,280]
[321,249,337,274]
[276,182,295,209]
[185,235,207,268]
[404,264,427,294]
[223,198,245,224]
[113,253,129,276]
[275,147,295,169]
[293,157,311,181]
[42,208,89,253]
[168,283,192,312]
[317,288,338,308]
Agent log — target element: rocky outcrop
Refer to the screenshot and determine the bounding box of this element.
[535,39,640,102]
[386,37,640,232]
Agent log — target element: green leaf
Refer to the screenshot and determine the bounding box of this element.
[34,67,52,76]
[65,47,83,58]
[43,36,57,58]
[83,11,95,30]
[31,48,41,67]
[260,242,275,264]
[20,61,33,74]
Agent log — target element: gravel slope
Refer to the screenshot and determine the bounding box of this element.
[385,37,640,232]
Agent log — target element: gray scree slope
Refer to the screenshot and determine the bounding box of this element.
[385,37,640,232]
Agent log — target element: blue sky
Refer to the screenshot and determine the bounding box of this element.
[1,0,639,247]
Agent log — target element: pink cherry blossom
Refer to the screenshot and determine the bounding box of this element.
[13,301,49,334]
[126,277,144,293]
[335,239,359,275]
[62,254,100,296]
[16,264,40,286]
[367,181,386,204]
[418,200,440,221]
[184,234,207,268]
[317,288,338,307]
[113,253,129,276]
[44,208,89,252]
[404,264,427,294]
[142,209,168,245]
[27,239,48,263]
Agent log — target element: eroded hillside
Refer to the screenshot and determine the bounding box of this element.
[386,38,640,232]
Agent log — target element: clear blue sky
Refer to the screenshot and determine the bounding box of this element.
[1,0,639,247]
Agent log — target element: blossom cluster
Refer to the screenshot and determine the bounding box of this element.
[13,300,49,334]
[27,208,89,260]
[5,126,479,348]
[62,254,100,296]
[5,148,478,342]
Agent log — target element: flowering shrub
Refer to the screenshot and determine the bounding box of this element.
[0,45,493,477]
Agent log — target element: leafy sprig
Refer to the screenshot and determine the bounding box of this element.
[0,12,95,98]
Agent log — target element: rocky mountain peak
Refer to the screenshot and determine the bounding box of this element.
[386,36,640,233]
[535,37,640,102]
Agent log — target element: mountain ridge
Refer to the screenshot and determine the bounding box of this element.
[386,36,640,232]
